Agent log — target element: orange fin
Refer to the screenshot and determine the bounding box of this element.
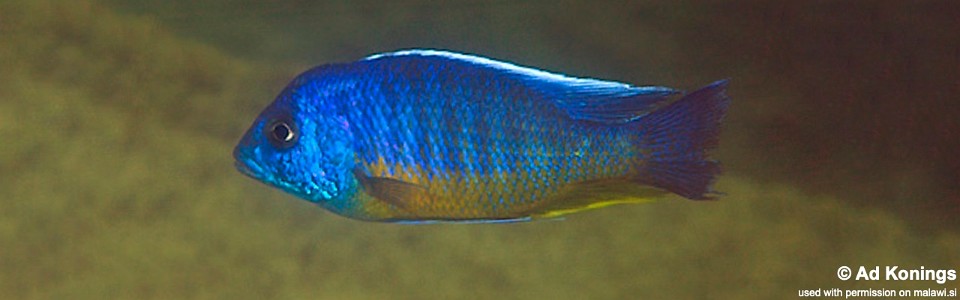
[353,168,431,210]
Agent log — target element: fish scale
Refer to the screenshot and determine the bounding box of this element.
[233,49,729,222]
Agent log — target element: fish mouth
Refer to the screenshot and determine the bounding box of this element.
[234,159,262,180]
[233,147,265,180]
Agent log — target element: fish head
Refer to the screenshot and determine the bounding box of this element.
[233,77,357,207]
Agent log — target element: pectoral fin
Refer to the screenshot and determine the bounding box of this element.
[353,168,431,211]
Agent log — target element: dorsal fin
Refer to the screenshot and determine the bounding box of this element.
[364,49,680,124]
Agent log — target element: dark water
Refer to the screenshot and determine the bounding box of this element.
[1,0,957,299]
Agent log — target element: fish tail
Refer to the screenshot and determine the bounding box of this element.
[631,80,730,200]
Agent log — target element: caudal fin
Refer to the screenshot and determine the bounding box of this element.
[633,80,730,200]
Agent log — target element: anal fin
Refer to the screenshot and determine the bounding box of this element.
[525,178,668,219]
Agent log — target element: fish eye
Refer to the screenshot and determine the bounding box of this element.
[266,118,298,149]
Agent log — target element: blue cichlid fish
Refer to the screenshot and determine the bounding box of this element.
[233,49,729,223]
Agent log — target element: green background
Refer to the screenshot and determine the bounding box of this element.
[1,1,957,298]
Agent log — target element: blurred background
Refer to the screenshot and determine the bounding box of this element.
[1,0,957,298]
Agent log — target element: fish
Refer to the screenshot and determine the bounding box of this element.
[233,49,729,223]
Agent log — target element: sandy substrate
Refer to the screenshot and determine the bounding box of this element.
[1,1,957,299]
